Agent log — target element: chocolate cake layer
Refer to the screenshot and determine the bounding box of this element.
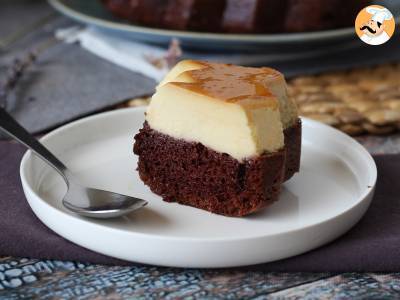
[134,123,285,217]
[283,118,302,181]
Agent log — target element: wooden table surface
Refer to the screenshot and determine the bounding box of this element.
[0,256,400,299]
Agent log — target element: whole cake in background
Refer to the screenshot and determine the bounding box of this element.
[102,0,369,33]
[133,60,301,217]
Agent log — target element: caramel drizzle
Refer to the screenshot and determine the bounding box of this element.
[172,62,281,103]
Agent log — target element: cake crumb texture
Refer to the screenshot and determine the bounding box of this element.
[134,123,285,217]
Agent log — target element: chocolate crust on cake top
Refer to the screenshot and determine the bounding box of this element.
[134,123,285,217]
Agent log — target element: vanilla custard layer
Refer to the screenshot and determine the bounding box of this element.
[146,60,297,161]
[146,84,284,161]
[158,60,298,129]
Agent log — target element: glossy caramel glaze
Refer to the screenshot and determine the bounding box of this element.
[168,61,283,108]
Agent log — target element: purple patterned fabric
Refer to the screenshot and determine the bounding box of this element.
[0,141,398,271]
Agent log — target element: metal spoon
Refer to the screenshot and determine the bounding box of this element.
[0,108,147,218]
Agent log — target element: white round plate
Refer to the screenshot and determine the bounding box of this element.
[20,107,376,268]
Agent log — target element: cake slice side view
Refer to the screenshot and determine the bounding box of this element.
[134,60,301,217]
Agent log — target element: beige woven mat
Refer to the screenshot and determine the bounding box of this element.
[289,63,400,135]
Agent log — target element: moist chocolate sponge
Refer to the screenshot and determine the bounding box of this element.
[134,122,286,217]
[283,119,302,181]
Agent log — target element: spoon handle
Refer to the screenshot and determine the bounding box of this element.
[0,108,69,182]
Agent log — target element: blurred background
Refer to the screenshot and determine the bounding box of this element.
[1,0,400,145]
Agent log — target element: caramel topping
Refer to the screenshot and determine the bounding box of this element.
[168,61,282,103]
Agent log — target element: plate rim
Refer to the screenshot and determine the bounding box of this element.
[20,107,377,243]
[48,0,400,44]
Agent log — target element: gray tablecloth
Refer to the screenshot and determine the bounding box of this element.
[0,1,155,138]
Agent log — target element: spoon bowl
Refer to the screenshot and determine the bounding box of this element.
[62,182,147,218]
[0,107,148,219]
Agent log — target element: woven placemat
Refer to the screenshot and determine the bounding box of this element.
[289,63,400,135]
[124,63,400,136]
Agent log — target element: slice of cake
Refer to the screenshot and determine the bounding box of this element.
[134,60,301,217]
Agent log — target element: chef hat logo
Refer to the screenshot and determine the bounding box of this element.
[367,7,393,24]
[355,5,396,46]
